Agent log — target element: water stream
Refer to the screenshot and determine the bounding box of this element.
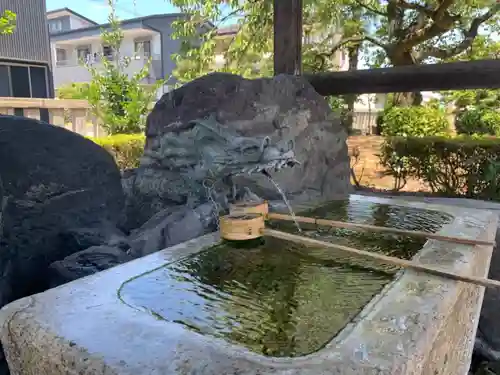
[264,173,302,232]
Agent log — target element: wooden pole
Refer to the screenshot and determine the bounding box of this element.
[262,229,500,289]
[304,59,500,95]
[266,213,495,247]
[273,0,303,75]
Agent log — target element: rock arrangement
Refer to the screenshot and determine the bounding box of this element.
[0,73,351,373]
[0,115,125,304]
[0,73,351,299]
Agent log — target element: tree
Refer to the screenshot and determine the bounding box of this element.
[169,0,500,105]
[440,35,500,110]
[0,10,16,35]
[85,0,165,134]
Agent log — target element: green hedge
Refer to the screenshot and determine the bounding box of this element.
[379,136,500,200]
[89,133,145,170]
[379,106,450,137]
[455,108,500,136]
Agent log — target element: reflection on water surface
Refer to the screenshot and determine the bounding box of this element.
[120,197,452,357]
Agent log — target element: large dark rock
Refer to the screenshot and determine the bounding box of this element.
[126,73,351,228]
[48,245,133,287]
[128,203,216,257]
[0,115,124,305]
[59,221,130,255]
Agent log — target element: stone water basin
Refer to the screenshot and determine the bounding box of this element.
[0,195,497,375]
[119,196,451,358]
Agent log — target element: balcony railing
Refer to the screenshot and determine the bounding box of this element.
[55,53,161,68]
[0,97,106,137]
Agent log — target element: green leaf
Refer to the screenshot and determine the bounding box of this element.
[0,9,16,35]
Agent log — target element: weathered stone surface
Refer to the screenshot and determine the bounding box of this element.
[48,245,133,287]
[0,115,124,305]
[346,193,500,373]
[476,227,500,361]
[124,117,301,229]
[60,221,130,255]
[147,73,351,199]
[125,73,351,229]
[128,203,216,257]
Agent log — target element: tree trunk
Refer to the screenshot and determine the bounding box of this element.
[345,44,360,133]
[392,91,422,106]
[389,51,422,106]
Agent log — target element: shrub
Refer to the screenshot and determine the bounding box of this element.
[455,108,500,136]
[379,136,500,200]
[85,2,164,135]
[56,83,90,100]
[379,106,449,137]
[89,134,145,170]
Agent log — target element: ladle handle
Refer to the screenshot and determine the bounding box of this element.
[262,228,500,289]
[266,213,495,247]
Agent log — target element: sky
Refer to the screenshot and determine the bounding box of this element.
[46,0,180,23]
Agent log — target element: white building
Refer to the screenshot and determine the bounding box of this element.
[46,9,388,118]
[47,7,97,34]
[47,8,184,94]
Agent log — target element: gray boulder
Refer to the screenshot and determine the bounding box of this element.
[125,73,351,228]
[148,73,351,202]
[0,115,124,305]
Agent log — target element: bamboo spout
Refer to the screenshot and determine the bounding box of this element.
[267,213,495,247]
[262,228,500,289]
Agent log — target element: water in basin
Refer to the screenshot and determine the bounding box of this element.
[119,196,452,358]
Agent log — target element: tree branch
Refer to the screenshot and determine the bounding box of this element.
[434,0,455,21]
[312,35,387,71]
[398,0,462,49]
[421,3,500,60]
[331,35,388,53]
[215,7,245,27]
[352,0,386,17]
[397,0,434,18]
[397,0,457,36]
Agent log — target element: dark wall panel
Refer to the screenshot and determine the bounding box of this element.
[30,66,48,98]
[0,65,11,96]
[10,65,31,98]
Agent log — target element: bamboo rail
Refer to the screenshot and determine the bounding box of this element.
[262,229,500,289]
[267,213,495,247]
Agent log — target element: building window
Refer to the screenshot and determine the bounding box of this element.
[102,45,114,60]
[134,40,151,58]
[49,19,63,33]
[5,65,48,98]
[30,67,49,98]
[0,63,49,122]
[55,48,67,66]
[76,46,91,64]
